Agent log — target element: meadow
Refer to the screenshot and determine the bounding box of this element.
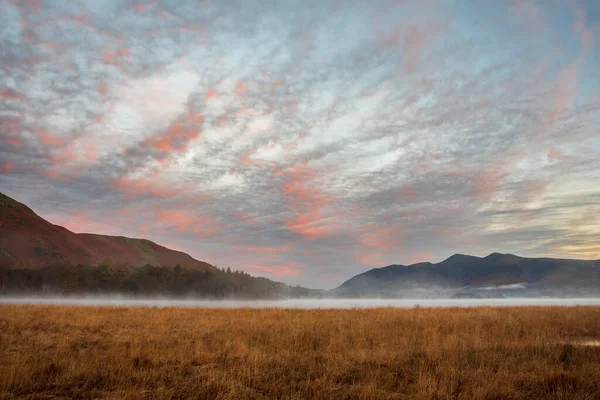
[1,305,600,399]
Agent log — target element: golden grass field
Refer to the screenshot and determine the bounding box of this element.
[1,305,600,399]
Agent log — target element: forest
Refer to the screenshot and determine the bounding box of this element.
[0,264,318,299]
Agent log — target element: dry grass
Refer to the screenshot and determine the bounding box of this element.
[1,306,600,399]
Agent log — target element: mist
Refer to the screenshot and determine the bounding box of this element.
[2,296,600,309]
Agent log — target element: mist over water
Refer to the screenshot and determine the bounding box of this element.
[2,297,600,309]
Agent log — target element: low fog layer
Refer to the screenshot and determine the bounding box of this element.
[2,297,600,309]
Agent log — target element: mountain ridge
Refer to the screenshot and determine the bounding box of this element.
[334,252,600,298]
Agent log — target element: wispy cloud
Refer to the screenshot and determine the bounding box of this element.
[1,0,599,288]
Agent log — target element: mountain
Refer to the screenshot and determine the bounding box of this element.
[0,192,214,270]
[333,253,600,298]
[0,192,320,299]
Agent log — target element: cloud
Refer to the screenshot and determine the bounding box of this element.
[1,0,599,288]
[402,23,444,74]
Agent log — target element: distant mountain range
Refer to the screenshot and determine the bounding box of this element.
[0,192,319,299]
[1,192,599,298]
[333,253,600,298]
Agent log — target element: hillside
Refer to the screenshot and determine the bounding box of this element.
[0,192,214,270]
[334,253,600,298]
[0,192,319,299]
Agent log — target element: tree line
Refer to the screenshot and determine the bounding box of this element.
[0,264,318,299]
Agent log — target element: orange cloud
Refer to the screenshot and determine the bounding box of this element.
[206,89,218,99]
[241,154,253,165]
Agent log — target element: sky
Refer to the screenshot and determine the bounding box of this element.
[1,0,599,288]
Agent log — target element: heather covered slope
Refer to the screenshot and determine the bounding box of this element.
[335,253,600,297]
[0,192,214,271]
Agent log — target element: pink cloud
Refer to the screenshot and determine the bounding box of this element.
[402,23,444,74]
[25,0,42,12]
[237,213,257,223]
[236,81,247,95]
[112,176,185,199]
[376,24,402,49]
[279,164,339,238]
[247,263,302,277]
[39,130,65,147]
[409,251,436,264]
[156,209,224,238]
[55,212,123,236]
[512,0,548,32]
[104,47,131,66]
[142,111,204,159]
[285,214,339,239]
[549,63,578,123]
[1,161,15,173]
[158,210,193,232]
[3,136,22,149]
[547,147,573,163]
[98,82,108,97]
[41,169,64,180]
[1,89,27,102]
[136,1,158,15]
[236,245,290,254]
[206,89,218,99]
[471,168,509,199]
[574,7,594,55]
[353,225,405,266]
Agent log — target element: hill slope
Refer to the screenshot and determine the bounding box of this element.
[0,192,214,270]
[334,253,600,298]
